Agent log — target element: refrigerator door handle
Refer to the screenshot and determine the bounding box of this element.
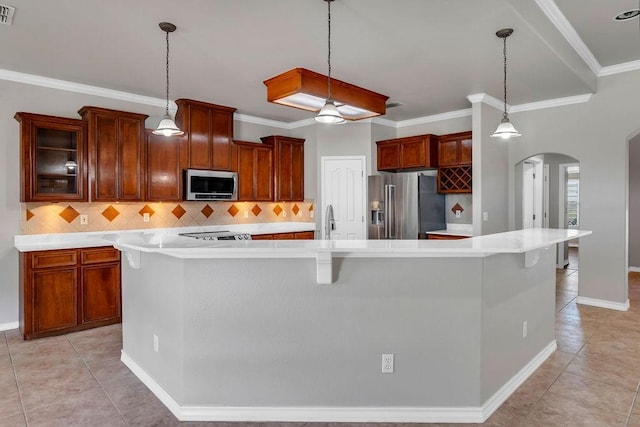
[384,184,396,239]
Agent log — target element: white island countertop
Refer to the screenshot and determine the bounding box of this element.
[111,228,591,259]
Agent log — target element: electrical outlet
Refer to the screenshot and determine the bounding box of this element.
[80,215,88,225]
[483,211,489,221]
[381,353,394,373]
[455,210,461,218]
[282,211,287,217]
[153,334,159,352]
[243,211,249,219]
[522,321,528,338]
[310,211,314,218]
[143,213,150,223]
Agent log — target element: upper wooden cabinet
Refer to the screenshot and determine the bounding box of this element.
[261,135,305,201]
[235,141,274,201]
[438,131,472,167]
[175,99,237,171]
[146,130,188,201]
[376,134,438,172]
[79,107,148,201]
[15,113,88,202]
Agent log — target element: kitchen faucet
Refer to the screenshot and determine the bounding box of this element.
[325,204,336,240]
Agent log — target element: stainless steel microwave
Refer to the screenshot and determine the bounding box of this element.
[183,169,238,201]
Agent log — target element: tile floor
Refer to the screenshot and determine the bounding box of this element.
[2,248,640,426]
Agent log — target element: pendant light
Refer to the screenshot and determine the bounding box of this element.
[491,28,521,139]
[315,0,346,124]
[153,22,184,137]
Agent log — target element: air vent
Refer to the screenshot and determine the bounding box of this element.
[0,4,15,25]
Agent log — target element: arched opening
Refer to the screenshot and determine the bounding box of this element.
[515,153,580,312]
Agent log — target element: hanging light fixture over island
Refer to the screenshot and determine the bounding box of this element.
[153,22,184,137]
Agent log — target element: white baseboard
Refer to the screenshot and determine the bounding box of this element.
[121,341,556,423]
[577,296,630,311]
[0,321,18,332]
[628,266,640,273]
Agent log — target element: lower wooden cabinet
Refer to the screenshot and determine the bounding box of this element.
[19,246,121,340]
[426,233,469,240]
[251,231,315,240]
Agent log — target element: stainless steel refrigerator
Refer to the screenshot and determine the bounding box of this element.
[368,172,445,239]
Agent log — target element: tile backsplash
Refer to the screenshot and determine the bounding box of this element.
[21,200,314,235]
[445,193,472,224]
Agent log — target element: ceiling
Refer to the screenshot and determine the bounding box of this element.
[2,0,639,124]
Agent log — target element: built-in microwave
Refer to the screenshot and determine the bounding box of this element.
[183,169,238,201]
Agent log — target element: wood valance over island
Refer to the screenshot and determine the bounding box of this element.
[110,228,590,423]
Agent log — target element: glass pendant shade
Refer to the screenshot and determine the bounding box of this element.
[64,160,77,169]
[491,117,521,139]
[154,114,184,137]
[315,100,346,124]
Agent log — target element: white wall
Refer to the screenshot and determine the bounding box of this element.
[629,134,640,268]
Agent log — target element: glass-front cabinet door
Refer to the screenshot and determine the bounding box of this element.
[15,113,87,202]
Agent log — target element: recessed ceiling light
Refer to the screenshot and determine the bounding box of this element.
[614,9,640,21]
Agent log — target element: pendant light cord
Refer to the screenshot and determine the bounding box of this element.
[502,34,508,120]
[165,29,170,116]
[327,0,333,101]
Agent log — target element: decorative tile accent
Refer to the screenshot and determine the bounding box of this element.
[251,204,262,217]
[172,204,186,219]
[201,204,214,218]
[292,204,300,216]
[138,205,155,217]
[59,205,80,223]
[101,205,120,222]
[227,204,239,217]
[26,209,34,221]
[451,203,464,214]
[273,204,283,216]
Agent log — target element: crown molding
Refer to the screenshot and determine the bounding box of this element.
[509,93,592,113]
[599,60,640,77]
[395,109,472,128]
[0,69,168,109]
[0,68,593,130]
[467,93,505,111]
[534,0,602,76]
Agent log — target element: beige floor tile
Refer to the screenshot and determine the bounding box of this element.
[0,391,23,421]
[547,372,635,415]
[89,358,142,393]
[578,336,640,370]
[66,323,122,347]
[71,339,122,366]
[106,380,158,415]
[522,392,627,426]
[633,397,640,417]
[18,366,100,411]
[0,369,18,397]
[23,384,122,427]
[628,416,640,427]
[120,397,181,426]
[564,353,640,391]
[0,413,27,427]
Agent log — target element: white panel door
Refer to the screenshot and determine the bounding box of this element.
[321,156,366,240]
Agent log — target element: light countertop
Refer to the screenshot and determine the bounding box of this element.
[112,228,591,259]
[14,222,316,252]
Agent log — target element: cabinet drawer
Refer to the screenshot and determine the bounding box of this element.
[31,250,78,269]
[81,247,120,264]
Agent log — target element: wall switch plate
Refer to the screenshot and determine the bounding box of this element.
[143,213,150,223]
[80,215,88,225]
[522,321,528,338]
[243,211,249,219]
[153,334,159,352]
[483,212,489,221]
[310,211,314,218]
[382,353,394,373]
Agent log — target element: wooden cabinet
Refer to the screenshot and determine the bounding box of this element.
[235,141,274,201]
[426,233,469,240]
[175,99,237,171]
[146,130,188,201]
[376,134,438,172]
[251,231,314,240]
[260,135,305,201]
[79,107,148,201]
[437,131,472,193]
[20,246,121,340]
[438,131,472,167]
[15,113,88,202]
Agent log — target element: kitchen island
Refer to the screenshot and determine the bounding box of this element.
[113,229,589,423]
